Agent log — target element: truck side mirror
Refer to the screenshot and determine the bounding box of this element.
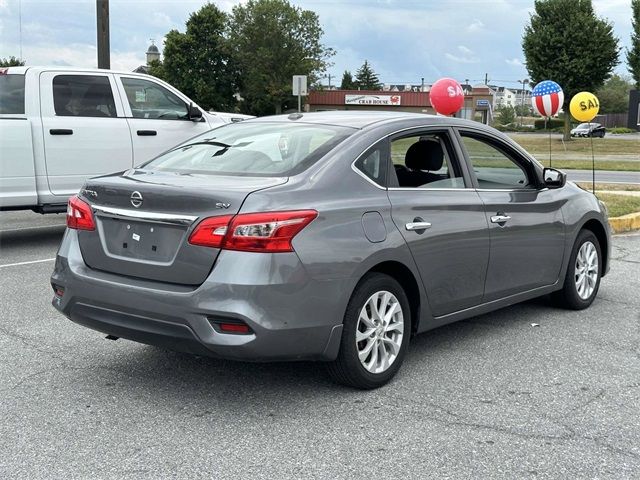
[188,103,203,122]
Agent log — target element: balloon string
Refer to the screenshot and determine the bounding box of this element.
[546,117,551,168]
[590,122,595,194]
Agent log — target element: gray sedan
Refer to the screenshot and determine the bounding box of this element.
[51,112,610,388]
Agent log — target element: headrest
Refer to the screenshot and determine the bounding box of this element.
[405,140,444,171]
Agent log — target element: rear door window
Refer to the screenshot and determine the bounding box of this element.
[0,73,26,114]
[53,75,117,117]
[389,131,466,189]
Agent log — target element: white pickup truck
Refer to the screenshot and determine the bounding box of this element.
[0,66,249,213]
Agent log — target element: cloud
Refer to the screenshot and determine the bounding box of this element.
[445,45,479,64]
[467,19,484,32]
[505,58,524,67]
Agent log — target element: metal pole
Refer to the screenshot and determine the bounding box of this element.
[96,0,110,69]
[297,77,301,113]
[520,80,525,126]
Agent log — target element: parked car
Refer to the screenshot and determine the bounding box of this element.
[570,122,606,138]
[51,112,610,389]
[0,66,250,213]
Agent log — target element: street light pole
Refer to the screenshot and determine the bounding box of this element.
[518,78,528,126]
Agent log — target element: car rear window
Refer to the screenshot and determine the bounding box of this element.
[0,73,26,114]
[141,122,356,176]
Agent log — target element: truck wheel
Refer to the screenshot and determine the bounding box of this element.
[327,273,410,389]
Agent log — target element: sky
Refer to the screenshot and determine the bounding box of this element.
[0,0,634,88]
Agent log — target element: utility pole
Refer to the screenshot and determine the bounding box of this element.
[96,0,110,69]
[484,73,489,85]
[421,77,424,92]
[328,74,332,89]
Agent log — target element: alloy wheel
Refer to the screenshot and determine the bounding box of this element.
[574,241,599,300]
[355,290,404,374]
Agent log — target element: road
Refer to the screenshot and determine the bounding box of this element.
[1,211,639,479]
[566,169,640,185]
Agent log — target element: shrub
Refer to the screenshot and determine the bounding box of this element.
[607,127,636,134]
[534,118,565,130]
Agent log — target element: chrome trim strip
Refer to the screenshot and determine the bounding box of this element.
[91,205,198,226]
[388,186,470,192]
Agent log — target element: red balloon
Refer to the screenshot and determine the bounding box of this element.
[429,78,465,116]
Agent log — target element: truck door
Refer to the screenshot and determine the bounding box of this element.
[39,71,133,196]
[115,75,212,164]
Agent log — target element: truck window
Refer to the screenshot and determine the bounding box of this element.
[120,77,189,120]
[53,75,116,118]
[0,73,26,114]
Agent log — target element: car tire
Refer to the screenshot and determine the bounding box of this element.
[552,229,602,310]
[327,273,411,389]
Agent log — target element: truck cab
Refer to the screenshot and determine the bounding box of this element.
[0,66,250,213]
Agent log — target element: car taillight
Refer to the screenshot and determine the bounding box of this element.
[189,210,317,253]
[67,196,95,231]
[188,215,234,248]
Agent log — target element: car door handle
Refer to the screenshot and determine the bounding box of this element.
[50,129,73,135]
[490,214,511,224]
[405,221,432,231]
[137,130,157,136]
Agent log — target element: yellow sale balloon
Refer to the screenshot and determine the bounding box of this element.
[570,92,600,122]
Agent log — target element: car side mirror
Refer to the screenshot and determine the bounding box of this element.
[188,103,203,121]
[543,167,566,189]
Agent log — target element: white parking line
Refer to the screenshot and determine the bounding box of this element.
[0,224,66,233]
[0,258,56,268]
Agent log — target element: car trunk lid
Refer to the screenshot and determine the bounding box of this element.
[77,169,287,285]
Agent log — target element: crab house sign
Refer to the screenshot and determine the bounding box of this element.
[345,94,402,106]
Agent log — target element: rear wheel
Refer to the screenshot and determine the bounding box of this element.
[552,230,602,310]
[327,273,410,389]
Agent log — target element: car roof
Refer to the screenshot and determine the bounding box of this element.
[246,110,485,130]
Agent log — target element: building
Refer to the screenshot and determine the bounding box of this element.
[306,85,495,124]
[493,86,531,109]
[133,40,161,74]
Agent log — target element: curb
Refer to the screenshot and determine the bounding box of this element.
[609,212,640,234]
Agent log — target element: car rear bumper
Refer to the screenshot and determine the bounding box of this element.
[51,230,348,362]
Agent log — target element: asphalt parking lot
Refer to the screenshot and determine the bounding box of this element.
[1,211,639,479]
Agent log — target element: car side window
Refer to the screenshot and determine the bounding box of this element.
[459,133,532,189]
[389,131,465,188]
[120,77,189,120]
[354,143,387,187]
[53,75,116,118]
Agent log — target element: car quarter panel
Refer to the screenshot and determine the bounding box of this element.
[237,126,434,332]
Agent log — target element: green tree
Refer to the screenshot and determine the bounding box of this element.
[514,104,532,117]
[496,105,516,125]
[596,74,633,113]
[0,57,25,67]
[229,0,334,115]
[628,0,640,88]
[522,0,619,138]
[148,4,237,111]
[354,60,382,90]
[340,70,356,89]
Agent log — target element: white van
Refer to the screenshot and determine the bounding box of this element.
[0,66,250,213]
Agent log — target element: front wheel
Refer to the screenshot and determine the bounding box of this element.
[327,273,410,389]
[552,230,602,310]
